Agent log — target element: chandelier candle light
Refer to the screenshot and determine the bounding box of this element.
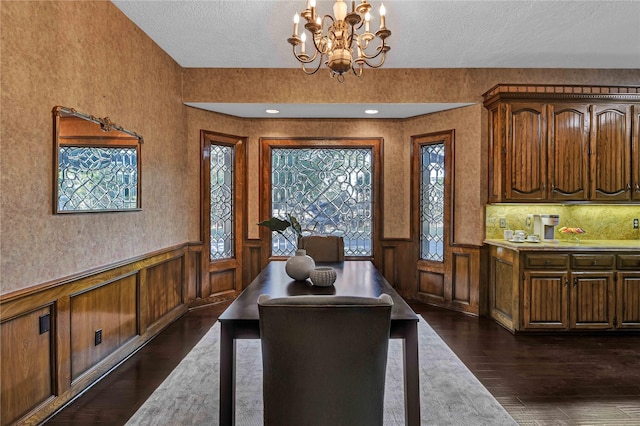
[288,0,391,82]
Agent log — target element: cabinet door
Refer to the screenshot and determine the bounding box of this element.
[548,104,590,200]
[633,106,640,201]
[488,105,505,202]
[617,272,640,329]
[570,271,615,330]
[590,104,632,201]
[523,270,568,330]
[506,103,548,201]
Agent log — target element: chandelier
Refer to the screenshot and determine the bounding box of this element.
[287,0,391,82]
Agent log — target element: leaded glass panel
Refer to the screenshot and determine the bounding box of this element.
[420,143,445,261]
[57,146,138,211]
[271,148,373,257]
[210,144,234,260]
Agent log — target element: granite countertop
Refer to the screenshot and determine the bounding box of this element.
[484,239,640,252]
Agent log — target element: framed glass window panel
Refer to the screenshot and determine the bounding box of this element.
[270,147,373,257]
[210,144,235,260]
[53,107,142,213]
[420,143,445,262]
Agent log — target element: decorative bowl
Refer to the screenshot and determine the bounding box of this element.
[309,267,337,287]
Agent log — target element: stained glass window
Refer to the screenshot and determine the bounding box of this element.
[57,146,138,211]
[210,144,234,260]
[420,143,445,261]
[271,148,373,257]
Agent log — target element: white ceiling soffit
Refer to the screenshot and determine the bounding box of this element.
[111,0,640,69]
[184,103,476,119]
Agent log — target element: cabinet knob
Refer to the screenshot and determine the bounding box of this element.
[574,277,578,287]
[627,183,632,191]
[544,260,551,265]
[635,182,640,193]
[592,260,597,265]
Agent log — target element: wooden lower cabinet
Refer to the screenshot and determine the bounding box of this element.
[617,271,640,328]
[523,270,568,329]
[489,246,638,332]
[570,271,615,330]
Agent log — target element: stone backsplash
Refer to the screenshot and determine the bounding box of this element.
[486,204,640,241]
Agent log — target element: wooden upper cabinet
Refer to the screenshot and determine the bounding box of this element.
[633,106,640,201]
[548,104,590,200]
[487,105,505,203]
[506,103,547,201]
[590,104,632,201]
[483,84,640,203]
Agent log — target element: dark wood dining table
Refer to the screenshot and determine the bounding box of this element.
[218,260,420,426]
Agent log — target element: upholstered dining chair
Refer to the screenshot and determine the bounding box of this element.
[257,294,393,426]
[298,235,345,262]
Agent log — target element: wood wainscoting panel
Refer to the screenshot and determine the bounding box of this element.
[187,243,203,301]
[146,256,185,327]
[70,274,137,381]
[243,240,263,290]
[450,245,489,315]
[208,269,235,296]
[378,239,417,300]
[418,271,445,302]
[1,306,53,426]
[0,244,192,425]
[452,251,471,305]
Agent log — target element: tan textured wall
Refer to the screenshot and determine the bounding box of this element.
[183,68,640,104]
[1,2,187,294]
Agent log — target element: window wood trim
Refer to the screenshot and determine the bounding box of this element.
[200,130,247,298]
[411,130,455,269]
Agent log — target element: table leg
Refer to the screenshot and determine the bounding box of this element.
[403,322,420,426]
[220,322,235,426]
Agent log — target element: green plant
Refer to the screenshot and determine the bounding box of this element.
[257,213,303,249]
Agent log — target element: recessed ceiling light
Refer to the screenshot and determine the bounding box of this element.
[266,109,280,114]
[365,109,379,115]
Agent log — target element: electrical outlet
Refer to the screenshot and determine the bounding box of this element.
[39,314,50,335]
[634,218,639,229]
[499,218,507,228]
[95,329,102,346]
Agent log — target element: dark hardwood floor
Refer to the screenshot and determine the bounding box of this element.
[45,301,640,426]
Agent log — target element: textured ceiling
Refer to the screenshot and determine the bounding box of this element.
[111,0,640,118]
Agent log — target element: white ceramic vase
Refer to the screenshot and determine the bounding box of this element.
[285,249,315,281]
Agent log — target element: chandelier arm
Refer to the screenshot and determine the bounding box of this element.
[358,52,387,69]
[346,23,356,50]
[351,63,364,77]
[301,56,324,75]
[355,40,387,61]
[292,44,320,64]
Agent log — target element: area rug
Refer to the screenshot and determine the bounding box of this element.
[126,316,516,425]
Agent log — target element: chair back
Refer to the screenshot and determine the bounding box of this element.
[258,294,393,426]
[298,235,345,262]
